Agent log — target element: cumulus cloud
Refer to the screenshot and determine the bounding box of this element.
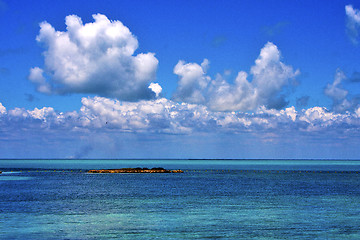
[29,14,159,101]
[207,71,258,111]
[173,42,299,111]
[324,69,348,100]
[346,5,360,44]
[28,67,51,94]
[298,106,358,132]
[0,102,6,114]
[172,59,210,104]
[300,107,342,124]
[356,106,360,117]
[7,106,59,122]
[250,42,299,109]
[324,69,354,112]
[148,83,162,97]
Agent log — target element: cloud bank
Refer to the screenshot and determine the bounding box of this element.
[1,97,360,138]
[173,42,299,111]
[29,14,159,101]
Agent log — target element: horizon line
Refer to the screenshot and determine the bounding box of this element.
[1,158,360,161]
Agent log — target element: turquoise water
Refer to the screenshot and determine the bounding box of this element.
[2,159,360,171]
[1,159,360,239]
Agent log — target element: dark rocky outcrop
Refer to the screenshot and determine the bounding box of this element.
[88,167,183,174]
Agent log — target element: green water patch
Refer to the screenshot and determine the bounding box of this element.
[0,176,33,181]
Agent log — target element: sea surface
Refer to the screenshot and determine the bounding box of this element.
[1,159,360,239]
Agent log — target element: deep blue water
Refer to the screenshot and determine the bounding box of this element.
[1,160,360,239]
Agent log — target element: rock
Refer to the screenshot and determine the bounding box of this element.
[151,167,165,170]
[87,167,183,173]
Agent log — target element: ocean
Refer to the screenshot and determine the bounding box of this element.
[1,159,360,239]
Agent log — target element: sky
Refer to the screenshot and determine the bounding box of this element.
[1,0,360,159]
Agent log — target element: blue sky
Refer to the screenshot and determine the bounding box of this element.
[1,0,360,159]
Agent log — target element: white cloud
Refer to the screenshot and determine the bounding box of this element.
[1,97,360,137]
[298,106,352,131]
[28,107,56,120]
[324,69,353,113]
[148,83,162,97]
[172,59,210,104]
[0,102,6,114]
[30,14,158,101]
[257,106,297,122]
[355,106,360,117]
[28,67,51,94]
[346,5,360,44]
[173,42,299,111]
[207,71,258,111]
[250,42,299,109]
[79,96,219,133]
[324,69,348,100]
[300,107,340,124]
[8,108,29,118]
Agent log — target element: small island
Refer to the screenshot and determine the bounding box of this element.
[88,167,183,173]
